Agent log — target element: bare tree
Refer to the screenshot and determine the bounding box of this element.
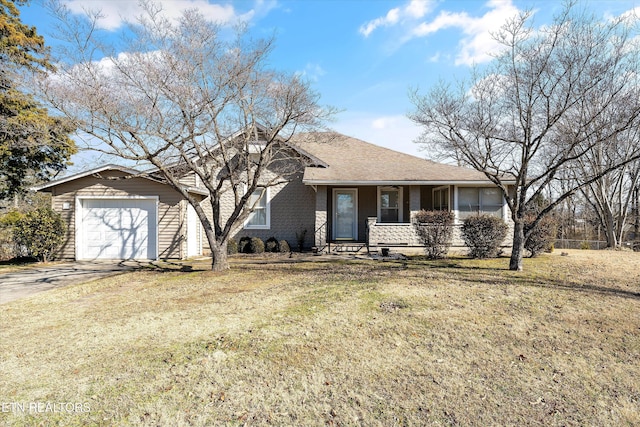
[633,184,640,247]
[575,125,640,248]
[41,0,334,271]
[410,1,640,270]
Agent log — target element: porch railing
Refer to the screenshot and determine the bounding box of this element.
[314,220,328,252]
[366,217,420,248]
[365,218,479,249]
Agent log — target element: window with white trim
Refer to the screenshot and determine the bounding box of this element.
[378,186,403,223]
[457,187,503,220]
[433,186,449,211]
[244,187,270,229]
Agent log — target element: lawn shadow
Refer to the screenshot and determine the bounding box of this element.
[120,253,328,273]
[0,256,39,266]
[116,259,198,273]
[404,257,640,301]
[121,254,640,302]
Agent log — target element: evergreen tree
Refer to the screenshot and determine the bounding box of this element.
[0,0,76,199]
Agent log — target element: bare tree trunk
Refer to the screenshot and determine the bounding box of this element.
[200,223,229,271]
[211,241,229,272]
[509,219,525,271]
[603,208,619,248]
[633,185,640,241]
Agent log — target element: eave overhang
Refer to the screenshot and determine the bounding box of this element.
[302,179,518,186]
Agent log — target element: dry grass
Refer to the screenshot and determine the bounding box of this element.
[1,250,639,426]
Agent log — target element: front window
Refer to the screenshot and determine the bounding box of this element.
[378,187,403,223]
[245,187,270,229]
[457,187,503,220]
[433,186,450,211]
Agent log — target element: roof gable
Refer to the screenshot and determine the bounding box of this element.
[31,164,208,196]
[31,164,142,191]
[147,123,328,177]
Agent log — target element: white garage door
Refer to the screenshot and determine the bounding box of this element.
[78,198,157,260]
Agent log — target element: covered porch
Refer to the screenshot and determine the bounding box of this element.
[297,133,511,254]
[312,183,454,253]
[311,183,509,254]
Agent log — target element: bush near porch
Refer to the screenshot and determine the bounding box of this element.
[462,214,508,258]
[412,209,454,259]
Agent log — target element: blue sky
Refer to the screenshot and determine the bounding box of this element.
[18,0,640,169]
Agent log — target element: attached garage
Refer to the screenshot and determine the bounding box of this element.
[32,164,205,261]
[76,197,158,260]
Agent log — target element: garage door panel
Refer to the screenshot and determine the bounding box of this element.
[86,231,102,240]
[121,213,147,228]
[101,245,121,259]
[104,231,121,241]
[79,198,157,260]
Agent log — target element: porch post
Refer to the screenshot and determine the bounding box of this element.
[409,185,421,221]
[314,185,328,249]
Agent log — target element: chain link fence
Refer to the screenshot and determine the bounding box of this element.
[554,239,640,251]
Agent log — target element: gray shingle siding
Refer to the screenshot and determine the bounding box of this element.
[231,176,316,250]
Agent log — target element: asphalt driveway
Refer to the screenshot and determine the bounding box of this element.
[0,261,135,304]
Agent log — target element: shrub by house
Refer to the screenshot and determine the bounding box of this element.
[412,210,454,259]
[13,207,65,262]
[462,214,508,259]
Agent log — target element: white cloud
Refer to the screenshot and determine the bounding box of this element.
[297,63,326,82]
[616,6,640,22]
[61,0,270,30]
[454,0,521,65]
[63,0,141,30]
[428,51,441,62]
[359,0,433,37]
[412,10,470,37]
[405,0,430,19]
[413,0,521,65]
[360,8,401,37]
[362,0,522,66]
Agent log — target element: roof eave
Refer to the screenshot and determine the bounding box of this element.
[30,164,142,192]
[302,179,517,186]
[184,186,209,196]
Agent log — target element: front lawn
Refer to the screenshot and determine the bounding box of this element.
[1,250,639,426]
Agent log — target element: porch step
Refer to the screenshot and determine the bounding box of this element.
[312,244,328,254]
[330,243,367,253]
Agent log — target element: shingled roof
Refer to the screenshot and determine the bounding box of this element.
[296,133,494,185]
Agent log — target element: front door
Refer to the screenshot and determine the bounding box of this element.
[333,189,357,240]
